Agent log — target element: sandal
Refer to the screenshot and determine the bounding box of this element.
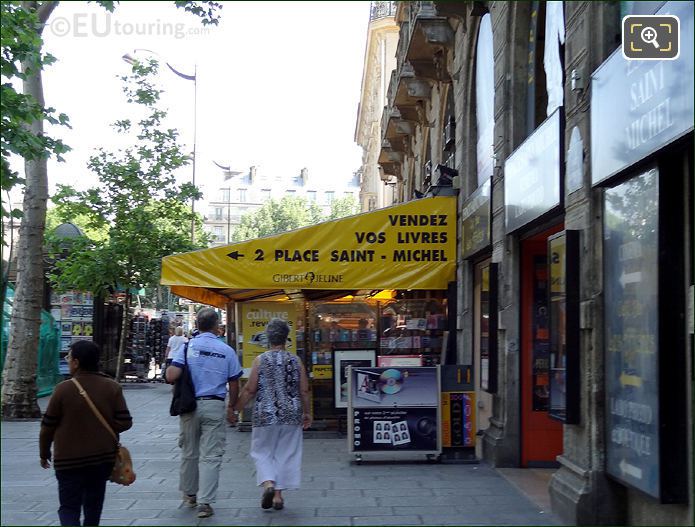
[272,499,284,510]
[261,486,275,509]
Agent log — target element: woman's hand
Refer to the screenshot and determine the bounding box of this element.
[40,458,51,469]
[302,413,313,430]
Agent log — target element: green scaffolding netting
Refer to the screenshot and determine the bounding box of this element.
[1,284,63,397]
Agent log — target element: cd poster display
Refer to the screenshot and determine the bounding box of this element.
[348,366,441,455]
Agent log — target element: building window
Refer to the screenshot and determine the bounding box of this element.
[213,226,224,243]
[307,191,317,202]
[214,207,223,220]
[261,189,271,201]
[221,188,230,203]
[476,13,494,186]
[344,192,354,199]
[238,189,247,202]
[325,191,335,205]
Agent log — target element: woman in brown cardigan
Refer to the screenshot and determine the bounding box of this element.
[40,340,133,526]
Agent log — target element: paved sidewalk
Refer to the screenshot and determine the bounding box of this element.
[1,383,562,526]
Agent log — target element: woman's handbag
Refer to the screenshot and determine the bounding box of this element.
[71,378,136,486]
[169,342,197,416]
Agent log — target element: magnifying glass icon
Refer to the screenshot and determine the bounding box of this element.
[640,26,660,48]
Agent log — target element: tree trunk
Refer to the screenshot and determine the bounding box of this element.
[1,1,60,419]
[114,290,131,381]
[1,68,48,420]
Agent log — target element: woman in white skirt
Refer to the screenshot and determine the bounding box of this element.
[234,318,311,510]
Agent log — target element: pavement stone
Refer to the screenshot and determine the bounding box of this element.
[1,383,563,526]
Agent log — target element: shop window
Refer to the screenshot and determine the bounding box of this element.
[476,13,495,187]
[379,299,448,367]
[527,2,549,136]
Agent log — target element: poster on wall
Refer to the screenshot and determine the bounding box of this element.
[241,302,297,367]
[333,350,376,409]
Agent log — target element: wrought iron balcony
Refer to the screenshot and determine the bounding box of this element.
[370,1,396,21]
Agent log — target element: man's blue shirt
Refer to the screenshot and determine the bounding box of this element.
[171,332,242,398]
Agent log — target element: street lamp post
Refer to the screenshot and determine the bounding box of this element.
[122,49,198,243]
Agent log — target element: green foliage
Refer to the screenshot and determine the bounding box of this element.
[327,194,360,220]
[231,193,359,243]
[0,1,70,223]
[45,205,109,243]
[232,196,324,242]
[48,59,209,296]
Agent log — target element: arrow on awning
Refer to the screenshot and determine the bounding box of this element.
[227,251,245,260]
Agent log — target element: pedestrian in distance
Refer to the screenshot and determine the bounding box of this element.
[166,307,242,518]
[39,340,133,526]
[163,326,187,380]
[233,318,312,511]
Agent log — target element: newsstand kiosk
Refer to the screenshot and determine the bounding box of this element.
[161,197,463,447]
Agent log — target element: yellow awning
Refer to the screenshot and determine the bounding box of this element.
[161,196,456,306]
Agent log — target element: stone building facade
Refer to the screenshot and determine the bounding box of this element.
[203,165,360,247]
[378,1,693,525]
[355,1,400,212]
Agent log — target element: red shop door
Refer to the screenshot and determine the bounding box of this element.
[521,226,563,466]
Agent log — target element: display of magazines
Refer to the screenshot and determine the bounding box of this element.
[50,290,95,376]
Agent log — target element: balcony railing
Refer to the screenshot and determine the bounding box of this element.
[370,1,396,21]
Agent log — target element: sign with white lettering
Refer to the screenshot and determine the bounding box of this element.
[461,178,491,259]
[591,1,693,185]
[604,169,660,498]
[504,110,561,233]
[162,197,456,292]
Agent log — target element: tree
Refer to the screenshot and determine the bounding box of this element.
[48,59,209,379]
[232,196,324,242]
[2,0,221,419]
[327,195,360,221]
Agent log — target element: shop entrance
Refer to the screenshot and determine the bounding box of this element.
[520,224,563,466]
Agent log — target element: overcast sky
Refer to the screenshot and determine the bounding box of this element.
[9,1,370,208]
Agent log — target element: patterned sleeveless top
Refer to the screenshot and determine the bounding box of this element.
[253,350,302,427]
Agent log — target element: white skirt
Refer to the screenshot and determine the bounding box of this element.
[250,424,303,490]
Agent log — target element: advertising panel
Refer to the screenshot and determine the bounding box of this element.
[241,302,296,368]
[162,197,456,292]
[350,367,438,408]
[351,407,438,452]
[591,1,693,184]
[348,366,441,455]
[441,392,476,448]
[504,110,561,233]
[604,169,660,498]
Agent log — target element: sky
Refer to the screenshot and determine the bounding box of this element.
[9,1,370,208]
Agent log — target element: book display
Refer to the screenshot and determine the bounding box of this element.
[379,299,447,366]
[50,290,95,376]
[306,302,378,419]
